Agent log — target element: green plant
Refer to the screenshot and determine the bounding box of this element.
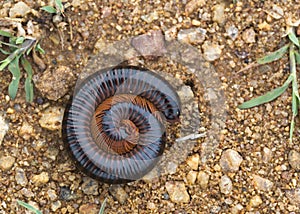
[238,27,300,143]
[17,200,42,214]
[99,198,107,214]
[0,30,44,102]
[41,0,64,15]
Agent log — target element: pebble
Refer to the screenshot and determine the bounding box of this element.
[0,115,9,145]
[231,204,244,214]
[252,174,273,191]
[39,106,65,131]
[186,171,197,184]
[212,3,226,25]
[81,177,99,195]
[166,161,178,175]
[286,188,300,205]
[219,175,233,194]
[9,1,30,18]
[47,189,58,201]
[186,153,199,170]
[35,65,75,101]
[202,41,223,61]
[141,11,159,23]
[197,171,209,189]
[288,150,300,170]
[31,172,50,186]
[262,147,272,163]
[79,203,99,214]
[131,30,166,57]
[177,28,207,45]
[19,121,34,140]
[20,188,34,198]
[109,185,128,204]
[226,25,239,40]
[242,28,256,43]
[248,195,262,208]
[185,0,206,15]
[51,200,62,212]
[59,186,74,201]
[0,156,15,171]
[177,85,194,104]
[165,181,190,203]
[220,149,243,172]
[15,167,28,186]
[147,201,156,210]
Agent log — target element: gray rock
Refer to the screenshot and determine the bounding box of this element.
[226,25,239,40]
[177,28,207,45]
[51,200,62,212]
[202,41,223,61]
[286,188,300,205]
[109,185,128,204]
[288,150,300,170]
[220,149,243,172]
[0,115,9,145]
[165,181,190,203]
[9,2,30,18]
[219,175,232,194]
[185,0,206,15]
[15,167,28,186]
[81,177,99,195]
[212,3,226,25]
[252,174,273,191]
[242,28,256,43]
[0,156,15,171]
[39,106,64,131]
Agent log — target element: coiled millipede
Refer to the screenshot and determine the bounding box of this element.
[62,66,181,184]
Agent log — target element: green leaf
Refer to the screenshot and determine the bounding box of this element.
[0,57,13,71]
[17,200,42,214]
[35,43,45,54]
[41,5,57,13]
[290,118,295,142]
[21,57,34,102]
[0,30,13,38]
[99,198,107,214]
[238,74,293,109]
[295,51,300,64]
[0,48,12,55]
[15,37,25,45]
[257,44,289,64]
[288,31,300,47]
[8,56,21,100]
[55,0,64,13]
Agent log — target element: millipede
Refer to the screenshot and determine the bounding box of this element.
[62,66,181,184]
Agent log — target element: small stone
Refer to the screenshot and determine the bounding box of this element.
[288,150,300,170]
[186,171,197,184]
[166,161,178,175]
[141,11,159,23]
[252,174,273,191]
[242,28,256,43]
[212,3,226,25]
[177,28,207,45]
[109,185,128,204]
[32,172,49,186]
[35,65,75,101]
[47,189,58,201]
[219,175,232,194]
[177,85,194,103]
[165,181,190,203]
[226,25,239,40]
[231,203,244,214]
[0,156,15,171]
[262,147,272,163]
[202,41,223,61]
[46,147,59,161]
[286,188,300,205]
[20,188,34,198]
[81,177,99,195]
[185,0,206,15]
[19,121,34,140]
[258,21,271,31]
[191,19,201,26]
[147,202,156,210]
[220,149,243,172]
[39,106,64,131]
[164,26,177,41]
[248,195,262,208]
[79,203,98,214]
[59,186,74,201]
[15,167,28,186]
[9,2,30,18]
[186,153,199,170]
[131,30,166,57]
[51,201,62,212]
[197,171,209,189]
[0,115,9,145]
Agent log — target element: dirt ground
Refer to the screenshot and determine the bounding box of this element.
[0,0,300,213]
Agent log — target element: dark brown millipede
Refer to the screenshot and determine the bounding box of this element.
[62,66,181,184]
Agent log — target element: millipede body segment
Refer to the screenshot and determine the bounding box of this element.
[62,66,181,184]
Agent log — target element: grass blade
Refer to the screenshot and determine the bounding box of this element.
[288,32,300,47]
[17,200,42,214]
[41,5,57,13]
[8,56,21,100]
[99,198,107,214]
[238,74,293,109]
[0,30,13,38]
[21,57,34,102]
[257,44,289,64]
[295,51,300,64]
